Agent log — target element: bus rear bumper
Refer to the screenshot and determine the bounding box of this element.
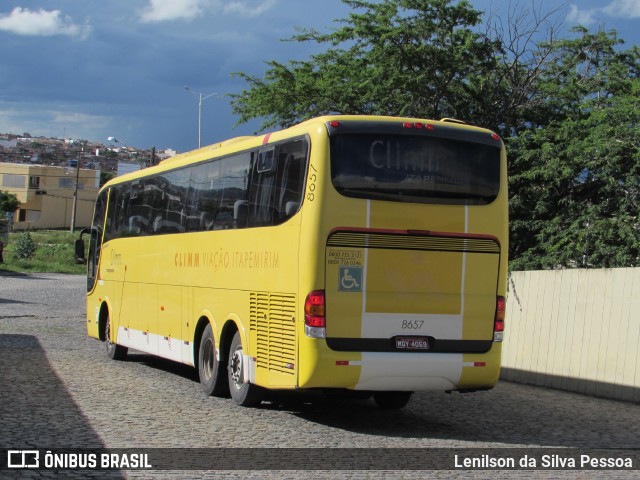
[298,342,502,392]
[352,352,460,391]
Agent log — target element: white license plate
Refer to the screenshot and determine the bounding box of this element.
[395,337,430,350]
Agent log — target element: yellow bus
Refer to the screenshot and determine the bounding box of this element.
[82,115,507,409]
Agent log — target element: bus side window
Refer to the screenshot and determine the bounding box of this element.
[246,139,308,227]
[277,153,304,221]
[276,138,308,222]
[251,173,275,226]
[112,185,129,239]
[219,153,251,229]
[125,181,147,236]
[104,186,118,242]
[141,178,163,234]
[249,148,276,227]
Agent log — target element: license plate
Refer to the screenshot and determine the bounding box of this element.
[395,337,430,350]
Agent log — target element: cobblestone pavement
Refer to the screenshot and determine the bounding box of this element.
[1,273,639,479]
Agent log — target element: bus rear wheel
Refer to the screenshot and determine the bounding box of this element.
[373,391,412,409]
[105,312,127,360]
[228,331,263,407]
[198,323,227,396]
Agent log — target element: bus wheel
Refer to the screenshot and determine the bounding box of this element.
[105,312,127,360]
[198,323,225,396]
[373,391,412,409]
[228,331,263,407]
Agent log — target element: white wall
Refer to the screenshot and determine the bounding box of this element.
[501,268,640,403]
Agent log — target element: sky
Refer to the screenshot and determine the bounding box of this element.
[1,0,639,154]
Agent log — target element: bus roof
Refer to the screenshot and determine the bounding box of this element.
[99,114,496,191]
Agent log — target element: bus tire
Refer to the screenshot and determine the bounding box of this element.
[373,391,412,409]
[105,312,127,360]
[228,331,263,407]
[198,323,224,396]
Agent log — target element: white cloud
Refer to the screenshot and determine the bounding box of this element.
[222,0,278,18]
[139,0,207,23]
[0,7,91,38]
[51,111,111,129]
[139,0,277,23]
[568,0,640,25]
[0,105,112,142]
[602,0,640,18]
[567,5,598,25]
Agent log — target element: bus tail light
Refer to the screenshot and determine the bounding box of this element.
[305,290,326,339]
[494,296,505,342]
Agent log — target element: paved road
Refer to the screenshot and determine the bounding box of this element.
[1,273,639,479]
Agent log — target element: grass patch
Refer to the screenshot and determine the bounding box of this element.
[1,230,87,274]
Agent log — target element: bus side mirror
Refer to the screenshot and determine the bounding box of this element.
[75,238,86,264]
[75,228,90,264]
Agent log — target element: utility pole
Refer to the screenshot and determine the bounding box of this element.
[70,146,83,233]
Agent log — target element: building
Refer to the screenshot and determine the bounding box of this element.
[116,161,141,177]
[0,163,100,230]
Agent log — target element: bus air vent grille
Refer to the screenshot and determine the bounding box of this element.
[327,231,500,254]
[250,292,296,375]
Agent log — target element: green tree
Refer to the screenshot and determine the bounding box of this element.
[232,0,504,132]
[231,0,565,138]
[0,191,20,214]
[508,29,640,269]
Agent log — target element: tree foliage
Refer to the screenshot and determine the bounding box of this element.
[509,29,640,269]
[231,1,640,269]
[232,0,503,131]
[0,191,20,214]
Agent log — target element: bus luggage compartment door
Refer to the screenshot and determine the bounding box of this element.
[324,230,501,353]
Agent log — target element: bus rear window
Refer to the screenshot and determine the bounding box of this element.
[330,134,500,205]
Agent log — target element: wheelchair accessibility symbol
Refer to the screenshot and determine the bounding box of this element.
[339,266,363,292]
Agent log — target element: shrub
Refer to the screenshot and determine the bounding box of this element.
[15,232,37,259]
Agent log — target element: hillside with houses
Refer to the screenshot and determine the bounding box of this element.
[0,132,176,184]
[0,134,177,231]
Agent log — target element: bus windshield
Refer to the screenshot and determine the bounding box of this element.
[330,133,500,205]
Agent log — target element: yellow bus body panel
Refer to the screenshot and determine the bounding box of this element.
[86,115,508,394]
